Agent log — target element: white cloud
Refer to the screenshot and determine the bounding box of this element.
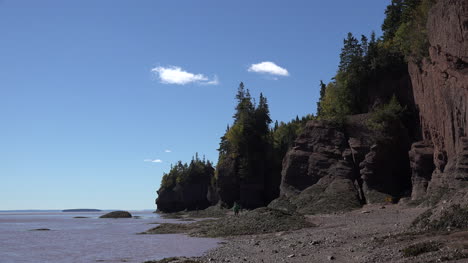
[248,61,289,77]
[164,149,172,153]
[144,159,163,163]
[203,75,219,85]
[151,66,218,85]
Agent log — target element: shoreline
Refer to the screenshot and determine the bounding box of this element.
[147,204,468,263]
[0,211,220,263]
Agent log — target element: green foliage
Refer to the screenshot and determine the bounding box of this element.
[316,81,327,117]
[224,123,243,157]
[217,83,272,180]
[383,0,436,62]
[319,79,353,120]
[339,33,364,73]
[382,0,405,41]
[160,155,214,190]
[315,0,433,122]
[367,95,405,131]
[316,32,400,120]
[216,82,314,205]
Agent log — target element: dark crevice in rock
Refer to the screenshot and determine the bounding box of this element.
[455,58,468,70]
[463,19,468,31]
[346,138,367,205]
[451,113,457,148]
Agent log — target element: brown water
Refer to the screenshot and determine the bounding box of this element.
[0,211,219,263]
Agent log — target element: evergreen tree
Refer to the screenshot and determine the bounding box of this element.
[316,80,327,117]
[382,0,404,41]
[274,120,279,131]
[160,156,214,190]
[339,33,362,72]
[233,82,254,123]
[361,35,369,57]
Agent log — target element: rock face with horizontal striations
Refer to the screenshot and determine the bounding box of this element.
[270,116,413,214]
[99,211,132,218]
[408,0,468,204]
[277,120,362,214]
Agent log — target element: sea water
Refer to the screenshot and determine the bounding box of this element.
[0,211,219,263]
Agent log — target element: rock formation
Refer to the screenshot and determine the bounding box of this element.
[156,174,213,213]
[99,211,132,218]
[271,0,468,215]
[155,158,215,213]
[409,141,435,200]
[155,0,468,217]
[270,115,413,214]
[408,0,468,201]
[271,120,362,214]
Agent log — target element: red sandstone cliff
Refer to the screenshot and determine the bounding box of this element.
[408,0,468,200]
[273,0,468,214]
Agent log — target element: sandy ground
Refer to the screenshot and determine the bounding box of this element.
[187,204,468,263]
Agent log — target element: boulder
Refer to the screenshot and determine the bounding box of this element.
[99,211,132,218]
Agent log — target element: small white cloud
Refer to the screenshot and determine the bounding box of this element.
[151,66,218,85]
[203,75,219,85]
[248,61,289,77]
[144,159,163,163]
[164,149,172,153]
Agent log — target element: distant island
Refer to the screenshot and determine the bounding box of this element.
[62,209,101,212]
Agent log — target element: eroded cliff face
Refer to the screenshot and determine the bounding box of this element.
[272,0,468,214]
[270,117,412,214]
[277,120,362,214]
[408,0,468,199]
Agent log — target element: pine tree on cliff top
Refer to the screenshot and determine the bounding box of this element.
[218,82,272,180]
[316,80,327,116]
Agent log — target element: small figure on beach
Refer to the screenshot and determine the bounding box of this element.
[233,202,240,216]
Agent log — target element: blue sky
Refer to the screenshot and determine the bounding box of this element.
[0,0,389,210]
